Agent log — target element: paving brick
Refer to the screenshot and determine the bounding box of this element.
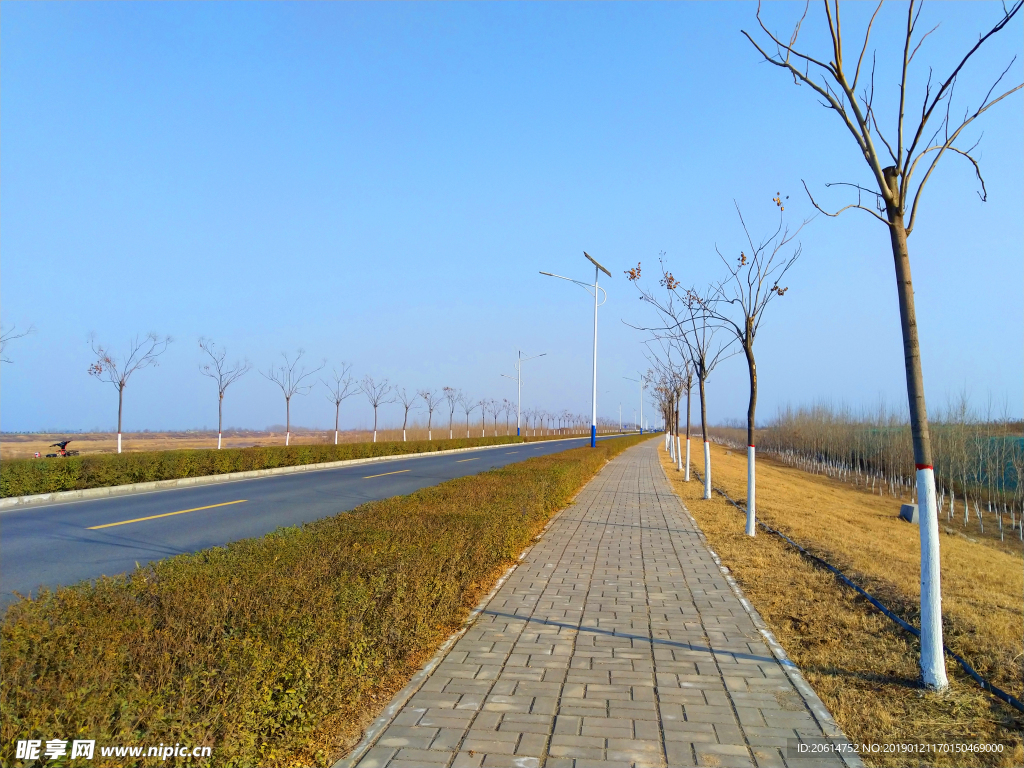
[393,747,452,764]
[339,442,859,768]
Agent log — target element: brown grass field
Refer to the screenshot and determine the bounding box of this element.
[660,441,1024,767]
[0,425,614,460]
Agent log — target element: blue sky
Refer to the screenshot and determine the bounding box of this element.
[2,2,1021,433]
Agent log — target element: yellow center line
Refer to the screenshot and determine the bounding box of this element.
[88,500,247,530]
[363,469,411,479]
[456,458,479,463]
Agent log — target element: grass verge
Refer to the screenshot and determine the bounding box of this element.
[0,433,603,499]
[1,433,651,767]
[659,442,1023,767]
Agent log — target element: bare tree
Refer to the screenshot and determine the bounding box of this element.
[502,398,514,435]
[743,0,1022,691]
[323,363,357,445]
[489,399,502,437]
[87,332,173,453]
[680,355,694,481]
[0,323,35,364]
[360,375,395,443]
[395,387,420,442]
[705,198,804,535]
[199,338,252,449]
[261,350,324,446]
[476,398,489,437]
[459,392,477,438]
[628,262,735,499]
[419,388,444,440]
[645,340,688,473]
[443,387,459,440]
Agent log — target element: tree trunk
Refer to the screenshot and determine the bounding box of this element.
[335,404,340,445]
[744,335,757,537]
[698,372,711,499]
[218,392,224,450]
[285,396,291,446]
[685,383,692,482]
[117,384,124,454]
[668,395,675,458]
[373,405,378,443]
[886,190,947,690]
[675,390,682,471]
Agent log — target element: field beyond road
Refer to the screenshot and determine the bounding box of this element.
[660,441,1024,767]
[0,426,609,460]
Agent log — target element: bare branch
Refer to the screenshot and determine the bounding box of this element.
[323,363,357,406]
[852,1,884,93]
[802,179,889,225]
[199,338,251,397]
[261,350,324,400]
[88,333,173,391]
[0,323,35,364]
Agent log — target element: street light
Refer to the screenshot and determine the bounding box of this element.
[501,351,546,437]
[540,252,610,448]
[624,373,648,435]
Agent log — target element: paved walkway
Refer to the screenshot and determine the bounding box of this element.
[345,440,858,768]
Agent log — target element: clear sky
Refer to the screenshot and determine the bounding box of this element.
[2,2,1021,433]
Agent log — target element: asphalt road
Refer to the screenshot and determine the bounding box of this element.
[1,436,624,607]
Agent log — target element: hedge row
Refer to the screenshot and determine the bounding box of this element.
[0,435,538,498]
[0,434,650,767]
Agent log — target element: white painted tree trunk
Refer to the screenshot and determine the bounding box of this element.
[334,430,339,445]
[675,436,682,472]
[684,439,691,482]
[285,431,290,446]
[916,467,948,689]
[703,441,711,500]
[373,431,377,443]
[403,429,407,442]
[218,433,222,450]
[429,430,432,440]
[669,434,675,461]
[117,433,122,454]
[745,446,756,537]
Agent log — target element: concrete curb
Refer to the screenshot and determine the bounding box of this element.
[0,436,609,512]
[659,459,865,768]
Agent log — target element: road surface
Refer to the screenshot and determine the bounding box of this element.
[1,436,626,607]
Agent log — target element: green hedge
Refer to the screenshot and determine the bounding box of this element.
[0,434,649,767]
[0,436,537,498]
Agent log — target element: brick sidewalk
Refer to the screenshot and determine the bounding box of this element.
[340,439,860,768]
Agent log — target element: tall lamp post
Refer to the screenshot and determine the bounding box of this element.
[501,351,546,437]
[624,373,648,435]
[541,252,610,448]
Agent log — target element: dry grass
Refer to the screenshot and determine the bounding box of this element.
[660,441,1024,767]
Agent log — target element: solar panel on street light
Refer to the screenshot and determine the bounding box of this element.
[583,251,611,277]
